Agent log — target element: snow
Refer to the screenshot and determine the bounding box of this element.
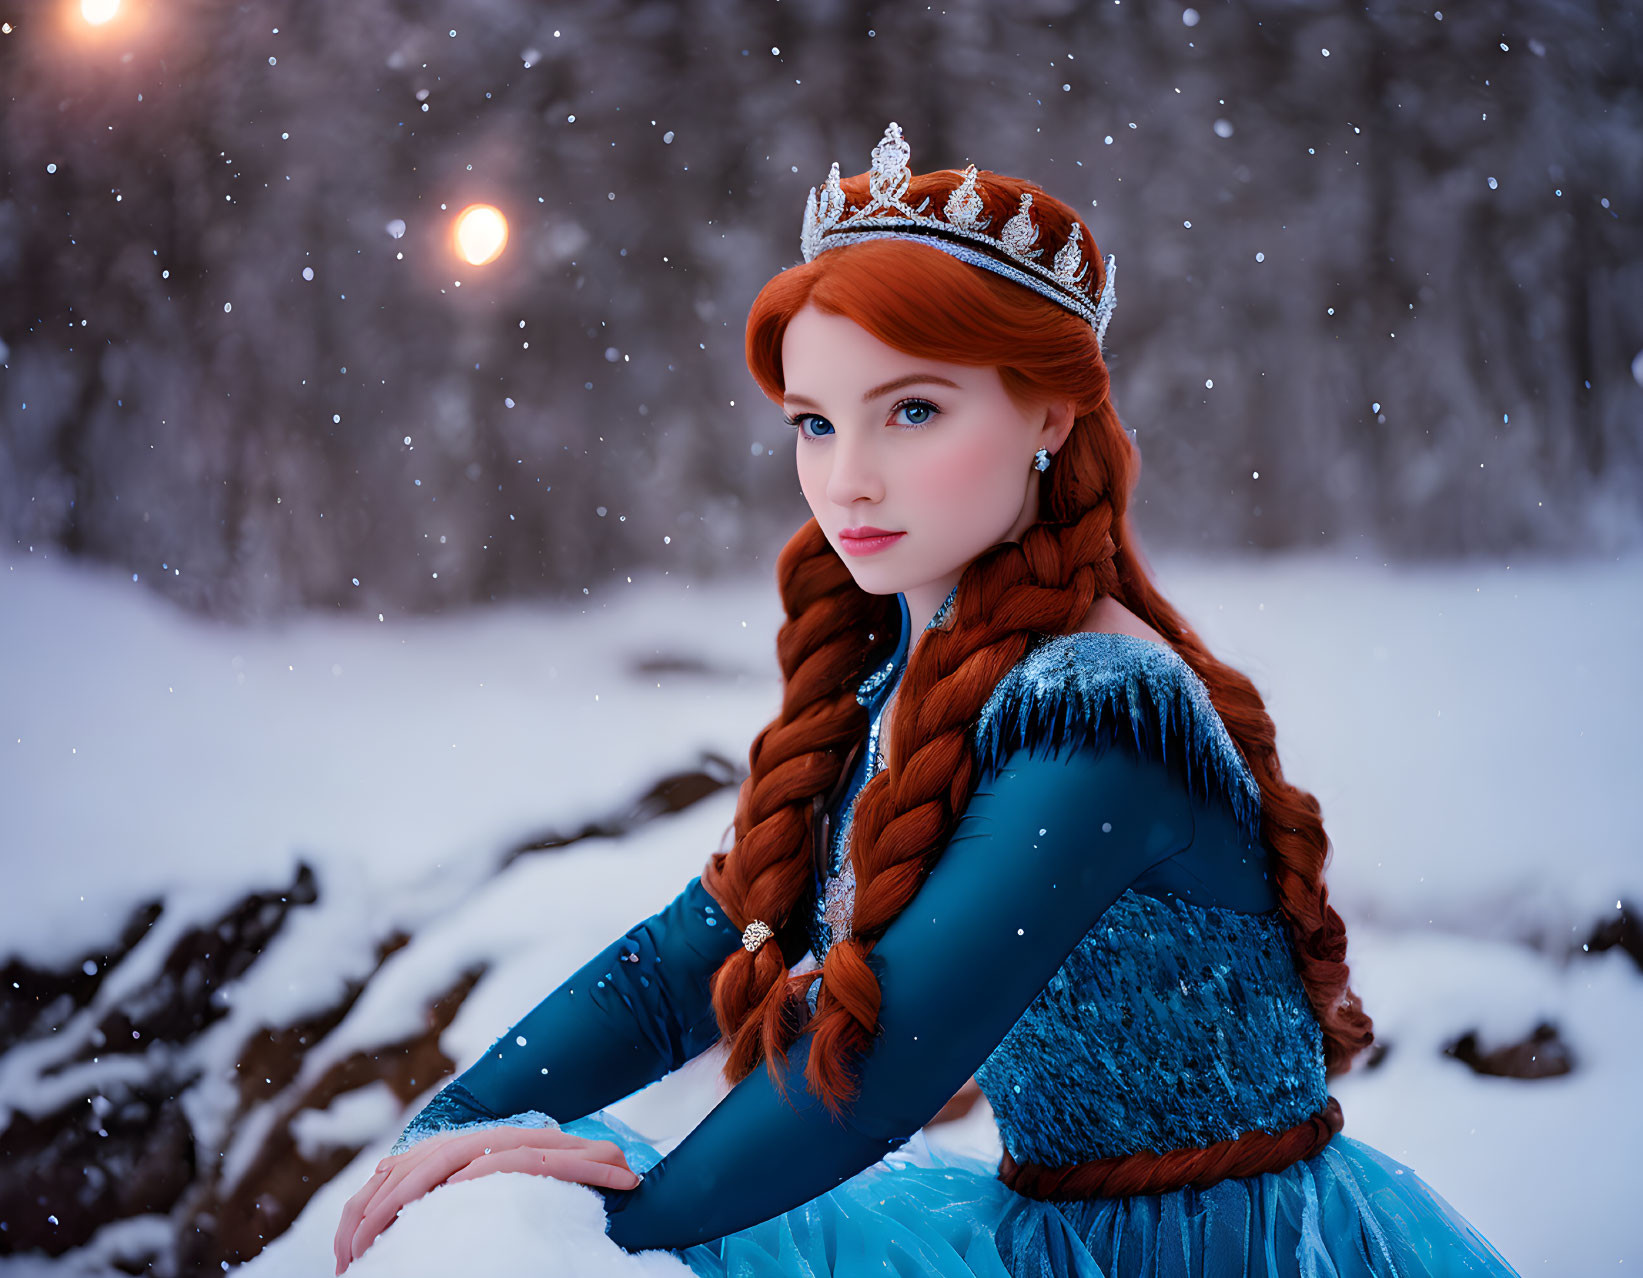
[290,1083,404,1163]
[1,547,1639,1274]
[279,1168,693,1278]
[0,553,779,970]
[1329,928,1643,1258]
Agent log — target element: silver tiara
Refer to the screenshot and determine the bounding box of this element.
[799,121,1117,351]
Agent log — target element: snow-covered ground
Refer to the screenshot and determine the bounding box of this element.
[1,548,1638,1274]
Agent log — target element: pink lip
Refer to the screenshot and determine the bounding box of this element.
[838,530,905,557]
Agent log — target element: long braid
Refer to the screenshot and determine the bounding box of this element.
[699,519,896,1086]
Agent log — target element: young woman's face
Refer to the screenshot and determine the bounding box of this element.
[780,302,1071,600]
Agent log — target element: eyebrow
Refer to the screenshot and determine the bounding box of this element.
[783,373,961,410]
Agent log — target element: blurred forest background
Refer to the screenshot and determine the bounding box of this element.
[3,3,1643,1275]
[2,0,1639,621]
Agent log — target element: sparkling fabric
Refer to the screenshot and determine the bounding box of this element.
[973,890,1327,1165]
[389,1079,560,1156]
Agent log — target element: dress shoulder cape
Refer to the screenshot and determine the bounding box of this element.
[971,631,1263,844]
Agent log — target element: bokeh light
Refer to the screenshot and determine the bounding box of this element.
[452,204,508,266]
[80,0,121,26]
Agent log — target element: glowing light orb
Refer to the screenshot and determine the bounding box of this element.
[80,0,121,25]
[452,204,508,266]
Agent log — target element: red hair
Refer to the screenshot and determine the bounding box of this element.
[699,168,1374,1151]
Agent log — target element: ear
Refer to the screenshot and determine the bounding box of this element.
[1037,398,1078,454]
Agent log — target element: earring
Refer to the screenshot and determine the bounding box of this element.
[1033,447,1052,473]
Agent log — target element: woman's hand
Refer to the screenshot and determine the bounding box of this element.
[333,1125,640,1274]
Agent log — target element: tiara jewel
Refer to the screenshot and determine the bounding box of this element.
[799,122,1118,351]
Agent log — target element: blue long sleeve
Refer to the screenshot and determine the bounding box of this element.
[594,733,1226,1252]
[393,874,746,1148]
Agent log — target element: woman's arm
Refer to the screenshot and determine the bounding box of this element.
[393,874,745,1151]
[592,735,1197,1251]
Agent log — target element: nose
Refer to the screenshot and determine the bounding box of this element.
[823,428,885,508]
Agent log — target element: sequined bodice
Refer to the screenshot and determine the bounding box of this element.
[971,889,1327,1163]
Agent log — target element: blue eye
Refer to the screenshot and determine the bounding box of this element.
[783,398,941,443]
[893,399,938,427]
[784,414,834,441]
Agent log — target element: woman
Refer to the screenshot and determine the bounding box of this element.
[334,123,1520,1276]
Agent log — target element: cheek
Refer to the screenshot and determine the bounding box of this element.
[917,440,1016,514]
[795,446,820,506]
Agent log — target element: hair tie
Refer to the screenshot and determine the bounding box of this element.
[741,919,774,953]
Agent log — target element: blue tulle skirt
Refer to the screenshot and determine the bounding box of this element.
[563,1112,1520,1278]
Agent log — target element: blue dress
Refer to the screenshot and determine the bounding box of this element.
[391,589,1521,1277]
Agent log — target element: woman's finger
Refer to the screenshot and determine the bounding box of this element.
[350,1129,536,1262]
[347,1128,637,1265]
[334,1167,389,1275]
[350,1131,490,1256]
[350,1146,468,1263]
[445,1146,642,1191]
[372,1129,628,1213]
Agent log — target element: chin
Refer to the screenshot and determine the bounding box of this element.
[837,565,902,595]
